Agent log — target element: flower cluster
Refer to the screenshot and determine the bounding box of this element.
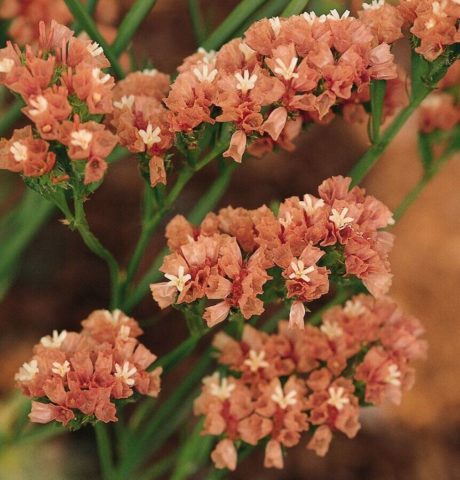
[0,0,120,46]
[15,309,162,427]
[164,8,403,163]
[398,0,460,61]
[0,21,117,186]
[151,176,395,329]
[194,294,426,470]
[419,62,460,133]
[109,69,173,187]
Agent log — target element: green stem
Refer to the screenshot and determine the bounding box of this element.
[349,89,430,186]
[95,423,115,480]
[111,0,159,57]
[281,0,310,16]
[202,0,266,50]
[87,0,99,16]
[64,0,124,79]
[188,0,207,45]
[73,197,121,308]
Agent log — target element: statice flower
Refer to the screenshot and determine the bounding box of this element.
[399,0,460,61]
[151,176,395,329]
[163,9,401,163]
[109,69,174,187]
[194,294,426,470]
[0,21,117,186]
[15,309,162,428]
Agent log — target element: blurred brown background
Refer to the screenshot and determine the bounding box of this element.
[1,1,460,479]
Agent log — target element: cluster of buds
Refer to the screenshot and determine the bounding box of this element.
[0,21,117,187]
[194,294,426,470]
[164,7,405,163]
[399,0,460,61]
[150,176,395,329]
[15,309,162,428]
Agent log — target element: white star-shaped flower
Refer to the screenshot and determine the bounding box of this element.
[302,12,327,24]
[271,385,297,409]
[244,350,269,372]
[40,330,68,349]
[193,63,218,83]
[164,265,192,292]
[87,41,104,57]
[209,376,236,401]
[274,57,299,81]
[52,360,71,377]
[235,70,258,94]
[320,320,343,339]
[329,207,354,230]
[114,94,135,110]
[114,361,137,386]
[343,299,366,317]
[299,195,325,215]
[327,386,350,410]
[29,96,48,116]
[139,123,161,148]
[92,68,111,85]
[385,364,402,386]
[10,142,28,162]
[71,129,93,150]
[327,9,350,20]
[15,360,39,382]
[289,259,315,282]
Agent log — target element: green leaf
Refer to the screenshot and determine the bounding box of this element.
[281,0,310,16]
[111,0,159,57]
[368,79,386,144]
[188,0,207,45]
[202,0,266,50]
[63,0,124,79]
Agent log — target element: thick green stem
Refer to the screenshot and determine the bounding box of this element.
[281,0,310,16]
[349,90,429,186]
[111,0,159,57]
[188,0,207,45]
[202,0,266,50]
[95,423,115,480]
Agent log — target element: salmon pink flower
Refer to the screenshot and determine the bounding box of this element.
[16,309,162,428]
